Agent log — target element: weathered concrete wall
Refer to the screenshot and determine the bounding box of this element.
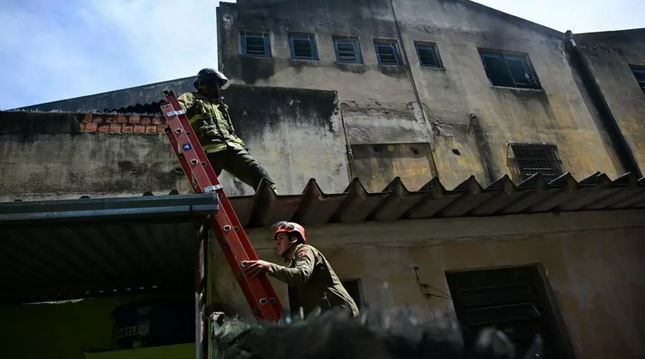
[219,0,628,190]
[217,0,436,191]
[209,209,645,358]
[576,30,645,174]
[0,85,349,200]
[394,0,625,186]
[0,112,189,201]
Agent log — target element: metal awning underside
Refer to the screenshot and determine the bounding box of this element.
[0,194,217,304]
[230,172,645,228]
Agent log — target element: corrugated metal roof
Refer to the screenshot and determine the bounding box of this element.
[229,172,645,228]
[2,172,643,303]
[0,194,217,304]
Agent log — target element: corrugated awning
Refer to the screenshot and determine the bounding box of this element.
[228,172,645,227]
[0,194,217,304]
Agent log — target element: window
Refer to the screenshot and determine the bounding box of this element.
[374,39,401,65]
[241,32,271,57]
[289,33,318,60]
[334,37,362,64]
[631,65,645,94]
[414,42,442,68]
[288,279,362,315]
[446,266,573,358]
[480,50,540,89]
[510,143,564,182]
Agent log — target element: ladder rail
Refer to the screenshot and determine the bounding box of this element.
[161,91,283,321]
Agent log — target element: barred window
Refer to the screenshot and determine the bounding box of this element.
[510,143,564,181]
[374,39,401,65]
[289,33,318,60]
[334,37,362,64]
[241,32,270,57]
[415,42,442,68]
[446,266,573,358]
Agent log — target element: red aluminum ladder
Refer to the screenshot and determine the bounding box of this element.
[161,91,283,321]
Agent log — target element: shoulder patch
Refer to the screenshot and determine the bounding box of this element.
[296,248,308,260]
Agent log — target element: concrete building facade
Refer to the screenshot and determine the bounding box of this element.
[217,0,642,190]
[1,1,644,358]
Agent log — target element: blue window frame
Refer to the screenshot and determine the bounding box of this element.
[333,37,362,64]
[374,39,401,65]
[414,42,442,68]
[479,50,541,89]
[241,32,271,57]
[631,65,645,94]
[289,33,318,60]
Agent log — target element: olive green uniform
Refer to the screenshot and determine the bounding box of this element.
[177,91,275,190]
[267,244,359,317]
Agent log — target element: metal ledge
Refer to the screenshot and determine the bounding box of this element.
[0,193,218,226]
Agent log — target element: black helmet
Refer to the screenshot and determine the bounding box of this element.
[194,68,229,90]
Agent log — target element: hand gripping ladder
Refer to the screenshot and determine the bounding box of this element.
[161,91,282,321]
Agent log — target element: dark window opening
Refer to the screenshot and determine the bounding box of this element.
[446,266,573,358]
[334,37,362,64]
[241,32,270,57]
[289,33,318,60]
[288,279,362,315]
[510,143,564,181]
[374,40,401,65]
[631,65,645,94]
[480,50,540,89]
[415,42,442,68]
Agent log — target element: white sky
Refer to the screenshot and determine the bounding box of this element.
[0,0,643,109]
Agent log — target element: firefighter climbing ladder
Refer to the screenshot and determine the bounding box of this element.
[161,91,283,321]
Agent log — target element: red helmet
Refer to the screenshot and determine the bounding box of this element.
[271,221,307,244]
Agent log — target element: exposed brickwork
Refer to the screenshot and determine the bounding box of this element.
[77,113,166,134]
[128,114,140,124]
[116,114,128,124]
[145,125,158,134]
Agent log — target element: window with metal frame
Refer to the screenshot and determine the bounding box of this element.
[334,37,362,64]
[631,65,645,94]
[446,266,574,358]
[241,32,271,57]
[374,39,401,65]
[289,33,318,60]
[415,42,442,68]
[510,143,564,181]
[480,50,541,89]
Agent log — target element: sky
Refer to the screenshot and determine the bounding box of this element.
[0,0,643,110]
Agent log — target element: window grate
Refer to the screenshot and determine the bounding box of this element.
[241,32,270,57]
[289,33,318,60]
[446,266,573,358]
[511,143,564,181]
[334,37,362,64]
[480,50,540,89]
[374,40,401,65]
[415,42,442,68]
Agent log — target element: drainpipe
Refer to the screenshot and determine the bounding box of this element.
[388,0,440,179]
[564,30,642,177]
